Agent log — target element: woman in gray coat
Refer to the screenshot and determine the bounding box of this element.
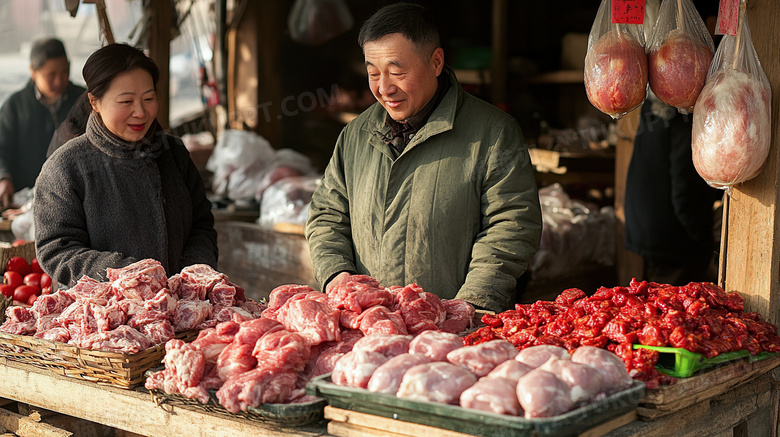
[34,44,218,286]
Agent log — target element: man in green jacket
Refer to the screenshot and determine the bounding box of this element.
[0,38,85,207]
[306,3,542,313]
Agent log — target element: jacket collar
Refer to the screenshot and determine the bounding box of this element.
[365,65,462,159]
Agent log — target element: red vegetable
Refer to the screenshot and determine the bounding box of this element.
[30,258,44,274]
[23,273,42,290]
[3,270,23,289]
[13,285,37,304]
[0,284,13,298]
[40,273,52,290]
[6,256,31,276]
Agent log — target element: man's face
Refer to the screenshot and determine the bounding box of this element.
[30,57,70,101]
[364,33,444,122]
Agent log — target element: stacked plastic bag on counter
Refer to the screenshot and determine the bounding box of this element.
[530,184,615,281]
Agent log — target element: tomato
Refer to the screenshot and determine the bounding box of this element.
[40,273,52,290]
[0,284,13,298]
[6,257,31,276]
[3,271,22,289]
[30,258,44,274]
[11,239,28,247]
[13,285,37,304]
[27,294,37,306]
[41,285,52,295]
[23,273,42,289]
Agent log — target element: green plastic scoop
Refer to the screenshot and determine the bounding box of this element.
[632,344,777,378]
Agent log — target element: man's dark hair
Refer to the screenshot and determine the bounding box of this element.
[30,38,68,70]
[358,3,440,55]
[83,43,160,100]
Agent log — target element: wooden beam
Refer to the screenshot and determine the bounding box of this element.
[721,1,780,326]
[0,407,72,437]
[147,0,172,130]
[0,361,324,437]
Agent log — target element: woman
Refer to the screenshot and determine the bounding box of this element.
[34,43,218,285]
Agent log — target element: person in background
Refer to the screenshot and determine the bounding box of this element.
[306,3,542,313]
[34,43,218,285]
[0,38,86,207]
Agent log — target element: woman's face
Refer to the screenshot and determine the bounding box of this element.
[89,68,158,142]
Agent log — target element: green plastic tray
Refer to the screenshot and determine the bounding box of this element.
[632,344,778,378]
[306,374,645,437]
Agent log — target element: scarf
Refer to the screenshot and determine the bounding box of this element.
[85,112,165,160]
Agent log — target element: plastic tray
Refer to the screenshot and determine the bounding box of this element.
[306,374,645,437]
[633,344,779,378]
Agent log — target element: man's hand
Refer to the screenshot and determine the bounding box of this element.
[0,179,14,209]
[325,271,351,294]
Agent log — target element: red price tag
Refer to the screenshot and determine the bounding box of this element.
[716,0,739,36]
[611,0,646,24]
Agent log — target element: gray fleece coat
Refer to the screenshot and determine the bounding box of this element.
[34,113,218,285]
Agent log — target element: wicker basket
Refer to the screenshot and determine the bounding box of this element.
[0,295,10,325]
[0,241,36,273]
[147,384,326,427]
[0,330,197,389]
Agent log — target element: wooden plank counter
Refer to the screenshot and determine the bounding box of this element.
[0,360,327,437]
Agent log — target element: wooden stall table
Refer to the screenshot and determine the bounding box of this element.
[0,359,328,437]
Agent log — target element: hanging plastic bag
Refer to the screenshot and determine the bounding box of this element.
[254,149,317,202]
[691,9,771,191]
[647,0,714,114]
[258,176,321,228]
[288,0,353,46]
[584,0,648,120]
[205,130,277,202]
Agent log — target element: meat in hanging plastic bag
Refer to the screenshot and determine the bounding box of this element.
[647,0,715,114]
[584,0,648,120]
[691,12,771,191]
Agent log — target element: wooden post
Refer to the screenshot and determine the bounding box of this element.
[614,108,644,285]
[147,0,171,130]
[721,1,780,327]
[490,0,508,108]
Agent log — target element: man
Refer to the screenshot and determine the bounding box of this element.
[306,3,542,313]
[0,38,85,207]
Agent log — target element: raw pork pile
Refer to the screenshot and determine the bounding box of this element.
[0,260,261,354]
[146,275,475,412]
[463,279,780,389]
[331,331,633,419]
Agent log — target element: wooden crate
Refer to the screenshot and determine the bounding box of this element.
[0,330,196,389]
[0,241,35,274]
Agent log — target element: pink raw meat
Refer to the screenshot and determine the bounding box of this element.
[173,300,212,332]
[649,31,713,112]
[211,305,253,323]
[460,377,521,416]
[584,31,648,118]
[692,69,772,188]
[397,362,477,404]
[327,274,393,313]
[192,328,233,363]
[143,288,178,317]
[167,273,182,297]
[352,333,412,358]
[233,317,284,346]
[239,299,266,318]
[570,346,633,392]
[305,329,363,378]
[367,353,431,394]
[216,368,298,413]
[107,259,168,301]
[0,306,36,335]
[216,341,257,381]
[34,327,71,342]
[30,292,74,318]
[487,359,533,383]
[64,276,112,304]
[252,330,311,372]
[35,314,61,333]
[127,309,168,329]
[273,292,340,345]
[91,300,127,332]
[331,350,389,389]
[395,284,446,335]
[179,264,226,301]
[446,339,518,377]
[438,299,475,334]
[86,325,151,354]
[517,368,574,418]
[140,320,176,345]
[356,305,408,336]
[266,284,315,310]
[541,358,604,404]
[57,300,98,337]
[208,281,237,307]
[409,330,464,361]
[515,345,571,368]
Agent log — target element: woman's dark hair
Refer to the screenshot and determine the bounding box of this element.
[357,3,440,55]
[82,43,160,100]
